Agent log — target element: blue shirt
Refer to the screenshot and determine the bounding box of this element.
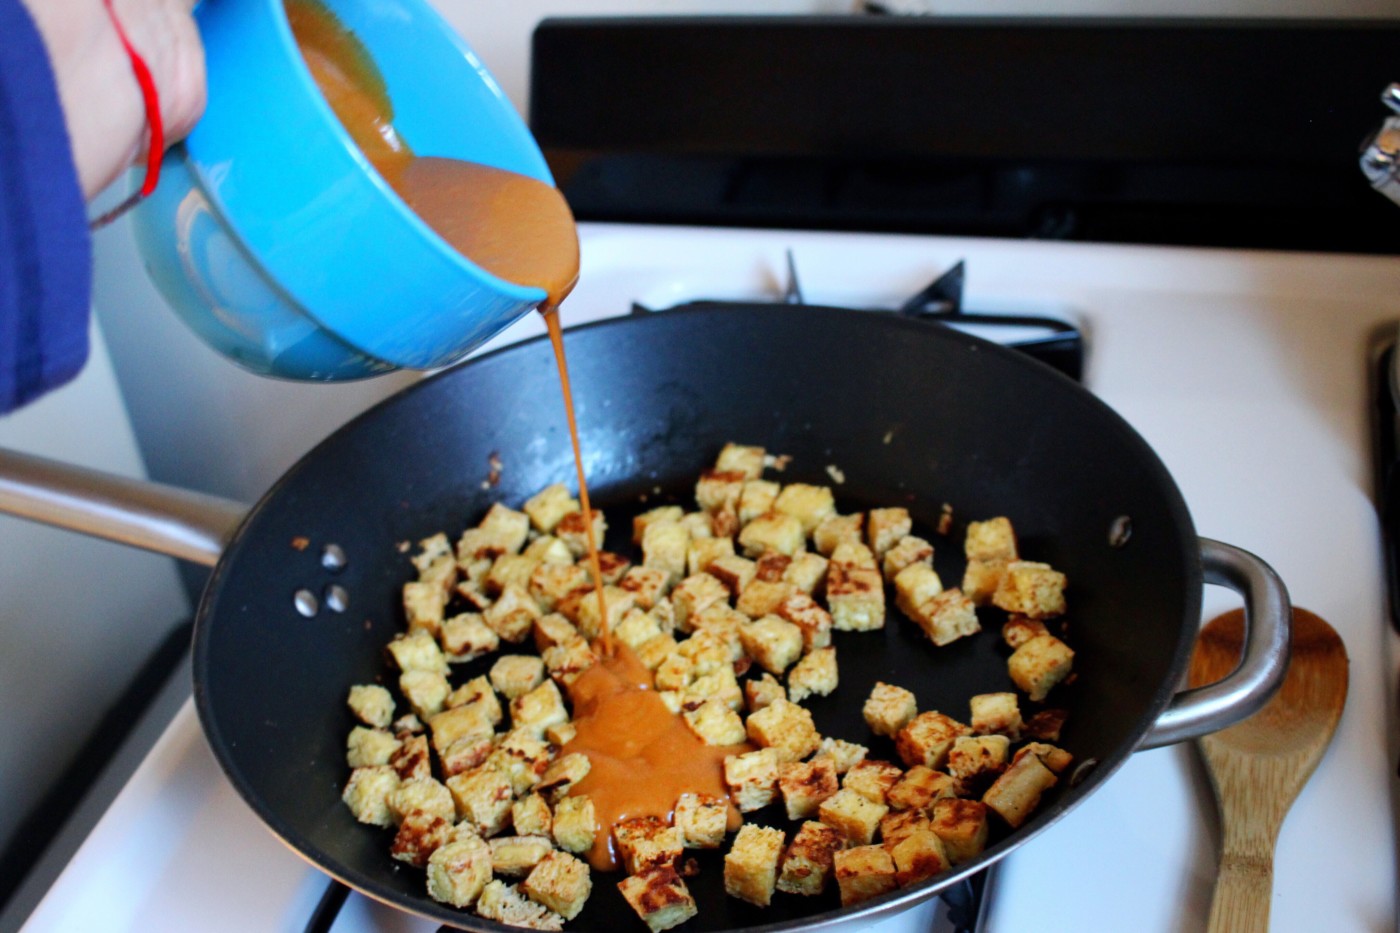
[0,0,91,414]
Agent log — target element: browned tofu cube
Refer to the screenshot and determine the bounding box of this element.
[512,793,553,838]
[476,880,566,931]
[947,735,1011,796]
[387,629,449,674]
[961,558,1006,606]
[724,823,785,907]
[486,730,553,797]
[773,483,836,534]
[674,792,729,849]
[524,484,580,533]
[490,835,555,877]
[542,638,599,688]
[815,737,868,774]
[521,850,593,921]
[745,672,787,712]
[866,507,912,558]
[642,519,691,586]
[635,633,679,672]
[970,692,1023,740]
[778,756,840,820]
[738,479,781,526]
[485,583,542,644]
[400,670,450,720]
[347,684,395,730]
[723,748,781,812]
[833,845,897,906]
[613,815,684,875]
[1013,742,1074,774]
[783,552,829,595]
[1002,615,1051,649]
[881,534,934,583]
[842,759,904,807]
[391,810,456,867]
[574,585,635,641]
[776,820,847,896]
[536,752,592,802]
[754,551,792,582]
[746,699,822,762]
[529,563,590,616]
[426,835,493,908]
[890,829,950,887]
[619,565,671,610]
[556,508,607,561]
[893,563,944,619]
[716,442,766,480]
[827,561,885,631]
[981,751,1058,828]
[992,560,1067,618]
[879,809,930,850]
[707,554,757,597]
[863,682,918,738]
[438,735,495,778]
[446,766,514,837]
[736,579,796,618]
[683,697,747,745]
[440,613,500,663]
[895,711,970,770]
[403,580,448,636]
[523,534,574,565]
[487,554,542,597]
[964,517,1018,562]
[886,766,957,812]
[813,514,864,555]
[910,588,981,647]
[634,505,685,546]
[617,865,699,932]
[788,646,838,703]
[929,798,991,864]
[817,788,888,845]
[615,608,664,651]
[740,616,804,674]
[687,536,736,579]
[390,734,432,782]
[511,679,570,736]
[671,572,729,633]
[737,511,805,558]
[592,550,632,586]
[775,593,833,651]
[696,469,747,514]
[552,795,597,854]
[1008,634,1075,702]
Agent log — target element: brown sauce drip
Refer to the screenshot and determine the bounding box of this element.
[288,0,608,640]
[562,645,748,872]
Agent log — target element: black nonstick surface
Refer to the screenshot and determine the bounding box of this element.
[191,305,1200,930]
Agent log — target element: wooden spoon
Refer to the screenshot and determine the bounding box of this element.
[1188,607,1348,933]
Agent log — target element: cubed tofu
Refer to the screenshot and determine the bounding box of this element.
[657,690,682,714]
[970,692,1023,740]
[893,563,944,619]
[889,829,950,887]
[542,638,599,687]
[773,483,836,534]
[842,759,904,807]
[480,503,532,554]
[815,737,868,775]
[348,684,395,729]
[457,526,506,569]
[523,534,575,565]
[615,608,664,650]
[961,558,1006,606]
[746,699,822,762]
[555,509,607,560]
[489,655,546,700]
[476,879,566,931]
[696,469,747,514]
[1013,742,1075,774]
[403,580,448,636]
[671,573,729,633]
[574,585,635,641]
[529,562,591,614]
[614,815,683,874]
[642,519,691,586]
[684,697,747,745]
[833,845,897,906]
[485,583,543,644]
[391,810,456,867]
[981,751,1058,828]
[679,511,714,541]
[430,695,498,750]
[723,748,781,812]
[778,756,840,820]
[511,680,570,736]
[813,514,864,556]
[545,722,577,747]
[400,669,450,719]
[775,594,833,651]
[446,766,514,837]
[619,565,672,610]
[490,835,555,877]
[735,579,796,618]
[737,511,805,558]
[708,554,758,597]
[947,735,1011,796]
[687,536,736,579]
[684,666,744,713]
[674,792,728,849]
[690,604,748,647]
[392,712,424,737]
[534,614,583,653]
[745,672,787,712]
[886,766,956,812]
[488,554,542,597]
[443,673,502,717]
[536,752,592,802]
[992,560,1068,618]
[1002,615,1051,649]
[634,634,679,671]
[512,793,553,837]
[738,479,781,526]
[347,726,401,768]
[390,734,432,781]
[387,629,449,674]
[866,508,913,558]
[863,682,918,738]
[910,588,981,647]
[484,731,551,797]
[653,653,694,692]
[787,646,838,703]
[882,535,934,583]
[552,795,597,854]
[1023,708,1070,742]
[964,517,1017,562]
[426,835,493,908]
[618,866,699,933]
[724,823,785,907]
[412,532,454,575]
[827,561,885,631]
[879,809,930,850]
[521,850,593,921]
[895,712,970,770]
[441,613,500,663]
[818,788,888,845]
[342,765,401,827]
[776,820,846,896]
[783,551,829,596]
[740,616,804,675]
[591,551,632,586]
[1008,634,1075,702]
[438,734,495,778]
[716,442,766,480]
[634,505,685,546]
[929,798,991,865]
[754,552,791,582]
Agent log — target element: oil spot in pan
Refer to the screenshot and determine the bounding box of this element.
[294,589,319,617]
[1108,516,1133,548]
[325,585,349,613]
[322,543,347,572]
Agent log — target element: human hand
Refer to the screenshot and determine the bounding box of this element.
[21,0,206,200]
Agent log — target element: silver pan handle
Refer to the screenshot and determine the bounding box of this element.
[0,448,247,567]
[1138,538,1291,750]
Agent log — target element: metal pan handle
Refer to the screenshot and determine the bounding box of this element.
[1138,538,1291,750]
[0,448,247,567]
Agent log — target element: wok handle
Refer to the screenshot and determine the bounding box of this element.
[0,448,247,567]
[1138,538,1291,750]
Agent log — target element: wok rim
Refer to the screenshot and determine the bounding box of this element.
[190,304,1202,931]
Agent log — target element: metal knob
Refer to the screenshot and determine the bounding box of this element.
[1361,83,1400,204]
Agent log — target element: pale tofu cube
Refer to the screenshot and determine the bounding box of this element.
[911,588,981,647]
[787,646,838,703]
[830,540,878,570]
[388,629,449,675]
[614,608,664,651]
[745,672,787,712]
[890,829,950,887]
[964,517,1018,562]
[542,639,599,687]
[833,845,897,906]
[389,776,456,825]
[815,737,868,774]
[735,579,796,618]
[863,682,918,738]
[740,616,804,674]
[529,562,591,614]
[737,511,805,557]
[818,788,888,846]
[412,532,454,575]
[403,580,448,636]
[882,534,933,583]
[618,565,671,610]
[574,585,635,641]
[687,537,736,580]
[679,511,714,541]
[696,469,747,514]
[684,697,747,745]
[438,735,495,778]
[893,563,944,619]
[642,519,691,585]
[400,669,450,719]
[783,551,829,595]
[674,792,729,849]
[670,572,729,633]
[866,508,912,558]
[489,655,546,700]
[947,735,1011,796]
[708,554,758,597]
[716,442,766,480]
[775,593,833,651]
[886,766,956,812]
[689,603,748,645]
[618,866,698,933]
[512,793,554,837]
[534,613,584,652]
[440,613,500,663]
[827,561,885,631]
[724,824,785,907]
[738,479,781,526]
[683,664,744,713]
[724,748,781,812]
[555,508,607,560]
[348,684,395,729]
[447,767,514,836]
[962,558,1006,606]
[480,503,532,555]
[392,712,424,737]
[653,653,694,692]
[521,850,592,921]
[342,765,400,826]
[813,514,864,556]
[426,835,492,908]
[776,820,846,896]
[992,560,1068,618]
[476,879,566,931]
[1008,634,1075,702]
[982,752,1058,829]
[929,798,991,865]
[488,554,542,596]
[778,756,840,820]
[634,634,679,671]
[429,697,498,751]
[536,752,592,802]
[614,815,683,874]
[545,721,578,747]
[773,483,836,534]
[552,795,597,854]
[1002,615,1051,649]
[523,534,575,565]
[633,505,684,545]
[746,699,822,762]
[391,810,456,867]
[895,711,970,770]
[485,583,542,643]
[842,759,904,807]
[457,527,506,569]
[512,680,570,736]
[657,690,683,714]
[970,692,1023,740]
[390,734,432,781]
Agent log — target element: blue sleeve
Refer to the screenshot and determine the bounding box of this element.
[0,0,92,414]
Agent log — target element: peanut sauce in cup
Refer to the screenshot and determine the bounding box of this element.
[291,0,746,870]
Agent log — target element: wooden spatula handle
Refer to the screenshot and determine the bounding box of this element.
[1207,845,1275,933]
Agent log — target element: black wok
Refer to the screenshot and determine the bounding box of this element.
[0,306,1289,931]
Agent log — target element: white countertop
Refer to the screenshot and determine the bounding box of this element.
[21,225,1400,931]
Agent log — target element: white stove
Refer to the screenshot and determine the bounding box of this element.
[14,224,1400,932]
